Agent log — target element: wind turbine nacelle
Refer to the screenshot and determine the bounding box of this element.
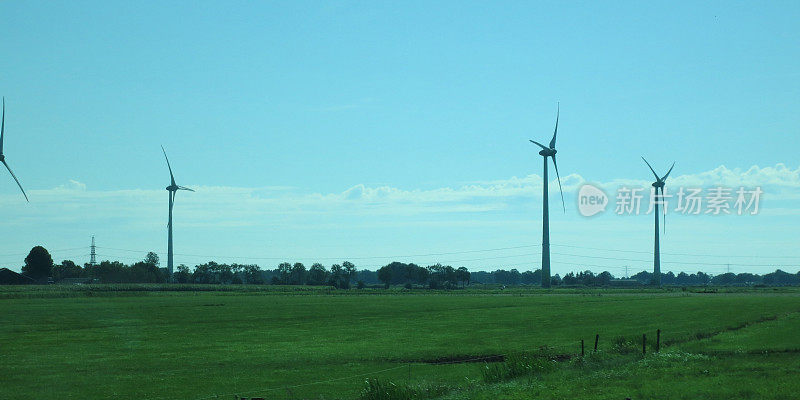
[652,181,665,188]
[166,185,178,191]
[539,148,556,157]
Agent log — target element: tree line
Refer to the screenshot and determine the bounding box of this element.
[7,246,800,287]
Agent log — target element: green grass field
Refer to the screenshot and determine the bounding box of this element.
[1,285,799,399]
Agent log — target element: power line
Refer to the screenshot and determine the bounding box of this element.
[552,243,800,259]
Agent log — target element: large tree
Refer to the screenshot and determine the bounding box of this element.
[22,246,54,281]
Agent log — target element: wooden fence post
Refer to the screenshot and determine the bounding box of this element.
[656,329,661,353]
[642,334,647,355]
[581,339,585,356]
[594,334,599,351]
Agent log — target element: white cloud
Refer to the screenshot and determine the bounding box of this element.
[0,164,798,229]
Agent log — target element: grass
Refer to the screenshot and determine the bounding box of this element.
[1,286,799,399]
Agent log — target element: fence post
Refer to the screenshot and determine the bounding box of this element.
[594,334,599,351]
[656,329,661,353]
[581,339,585,356]
[642,334,647,355]
[408,363,411,382]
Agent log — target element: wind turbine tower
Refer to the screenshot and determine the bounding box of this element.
[642,157,674,286]
[529,104,566,288]
[162,146,194,281]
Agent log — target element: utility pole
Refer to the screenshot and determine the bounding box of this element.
[90,236,97,266]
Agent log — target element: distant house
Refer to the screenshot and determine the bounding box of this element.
[0,268,36,285]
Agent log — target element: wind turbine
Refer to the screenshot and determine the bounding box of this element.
[1,97,28,202]
[162,146,194,281]
[642,157,674,286]
[529,104,565,288]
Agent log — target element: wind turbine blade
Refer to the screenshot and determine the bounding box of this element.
[549,102,559,149]
[661,162,675,182]
[529,140,548,150]
[178,186,194,192]
[641,156,659,181]
[2,160,28,202]
[161,145,175,186]
[551,155,566,212]
[1,97,5,156]
[660,186,667,234]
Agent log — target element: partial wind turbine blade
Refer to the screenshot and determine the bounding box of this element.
[161,145,176,186]
[529,140,548,150]
[660,186,667,234]
[177,186,194,192]
[1,97,5,156]
[551,155,566,212]
[549,103,559,149]
[2,160,28,202]
[641,156,660,181]
[661,162,675,182]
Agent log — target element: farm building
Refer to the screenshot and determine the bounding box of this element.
[0,268,36,285]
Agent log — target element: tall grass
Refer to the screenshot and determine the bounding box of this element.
[480,353,555,383]
[359,378,451,400]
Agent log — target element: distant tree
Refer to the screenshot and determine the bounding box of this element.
[470,271,493,284]
[675,272,691,285]
[763,269,798,286]
[711,272,736,286]
[428,264,458,288]
[456,267,470,286]
[241,264,264,284]
[290,263,307,285]
[52,260,83,282]
[22,246,54,281]
[596,271,614,286]
[130,261,165,283]
[276,262,292,285]
[174,265,191,283]
[307,263,329,286]
[86,260,127,283]
[356,269,379,284]
[342,261,357,285]
[695,271,711,285]
[329,264,349,288]
[144,252,160,267]
[377,265,392,288]
[734,272,759,285]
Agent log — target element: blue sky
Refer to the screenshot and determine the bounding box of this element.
[1,1,798,276]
